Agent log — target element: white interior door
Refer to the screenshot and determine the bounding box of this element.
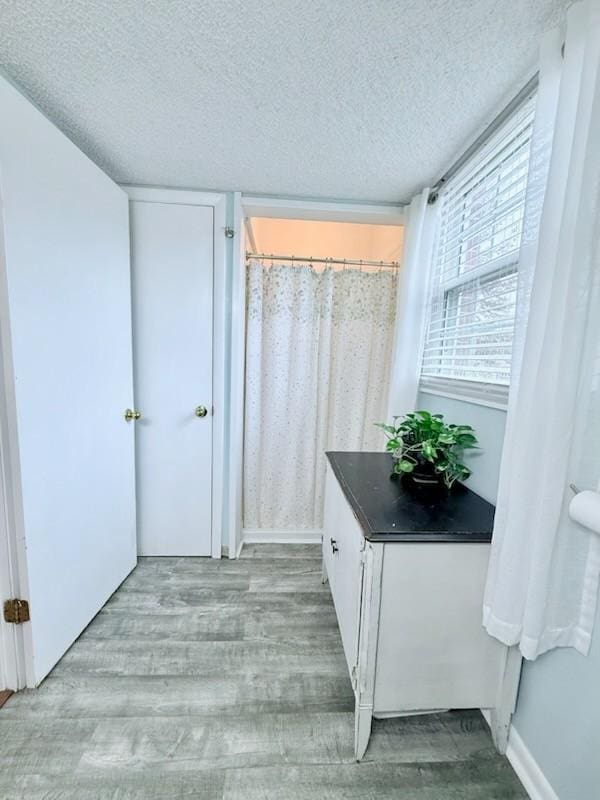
[130,200,214,556]
[0,75,137,685]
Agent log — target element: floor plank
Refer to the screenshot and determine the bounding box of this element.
[52,639,347,677]
[3,772,225,800]
[240,543,321,559]
[222,758,525,800]
[101,588,332,613]
[2,673,355,719]
[76,712,355,773]
[0,689,13,708]
[1,719,98,776]
[0,546,527,799]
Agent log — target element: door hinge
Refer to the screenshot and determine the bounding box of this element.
[224,227,235,238]
[3,598,30,624]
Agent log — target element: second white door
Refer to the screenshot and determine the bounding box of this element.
[130,200,214,556]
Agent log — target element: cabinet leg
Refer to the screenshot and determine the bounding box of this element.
[355,703,373,761]
[489,708,511,754]
[490,645,522,754]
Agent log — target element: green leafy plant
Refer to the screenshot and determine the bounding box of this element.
[375,410,478,489]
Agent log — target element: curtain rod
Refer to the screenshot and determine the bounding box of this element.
[428,72,539,204]
[246,252,400,269]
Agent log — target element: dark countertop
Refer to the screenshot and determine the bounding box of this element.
[326,451,495,543]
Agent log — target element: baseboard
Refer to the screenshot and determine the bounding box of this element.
[241,528,322,545]
[481,711,559,800]
[506,726,560,800]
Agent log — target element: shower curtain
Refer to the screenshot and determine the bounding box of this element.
[243,260,397,531]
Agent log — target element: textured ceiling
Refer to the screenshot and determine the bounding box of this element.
[0,0,568,202]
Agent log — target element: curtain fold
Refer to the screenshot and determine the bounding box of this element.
[243,261,397,531]
[386,188,437,418]
[483,0,600,659]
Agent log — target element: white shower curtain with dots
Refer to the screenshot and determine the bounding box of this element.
[243,260,397,531]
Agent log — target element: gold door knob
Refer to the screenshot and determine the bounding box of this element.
[195,405,208,418]
[124,408,142,422]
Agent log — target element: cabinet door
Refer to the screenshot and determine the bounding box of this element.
[323,464,364,677]
[373,542,506,712]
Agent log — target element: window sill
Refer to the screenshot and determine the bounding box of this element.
[419,377,509,411]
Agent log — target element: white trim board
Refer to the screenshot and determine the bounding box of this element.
[419,381,509,412]
[242,195,405,225]
[123,185,227,209]
[0,183,30,690]
[227,192,245,561]
[481,711,559,800]
[242,529,323,545]
[506,727,560,800]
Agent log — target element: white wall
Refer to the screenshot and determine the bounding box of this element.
[512,612,600,800]
[416,392,507,505]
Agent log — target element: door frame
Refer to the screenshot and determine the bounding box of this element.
[227,194,406,559]
[0,186,31,690]
[123,186,228,559]
[0,330,25,692]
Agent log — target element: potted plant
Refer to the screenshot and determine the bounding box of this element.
[375,410,478,491]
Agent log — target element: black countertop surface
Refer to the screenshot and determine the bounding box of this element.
[326,451,495,543]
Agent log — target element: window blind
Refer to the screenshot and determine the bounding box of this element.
[420,95,536,399]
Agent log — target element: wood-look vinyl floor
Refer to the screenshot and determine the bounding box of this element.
[0,544,527,799]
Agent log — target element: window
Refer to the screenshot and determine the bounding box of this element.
[420,95,536,406]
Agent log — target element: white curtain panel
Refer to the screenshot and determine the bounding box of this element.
[484,0,600,659]
[243,261,397,530]
[386,188,437,418]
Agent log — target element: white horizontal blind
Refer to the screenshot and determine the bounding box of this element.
[421,95,536,396]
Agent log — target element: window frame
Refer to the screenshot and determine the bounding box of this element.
[419,95,537,409]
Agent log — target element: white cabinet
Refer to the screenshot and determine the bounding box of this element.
[322,457,521,760]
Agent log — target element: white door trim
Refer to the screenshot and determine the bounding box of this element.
[0,347,23,692]
[227,192,245,560]
[122,186,228,559]
[0,185,30,690]
[227,195,406,560]
[124,186,227,209]
[242,195,405,225]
